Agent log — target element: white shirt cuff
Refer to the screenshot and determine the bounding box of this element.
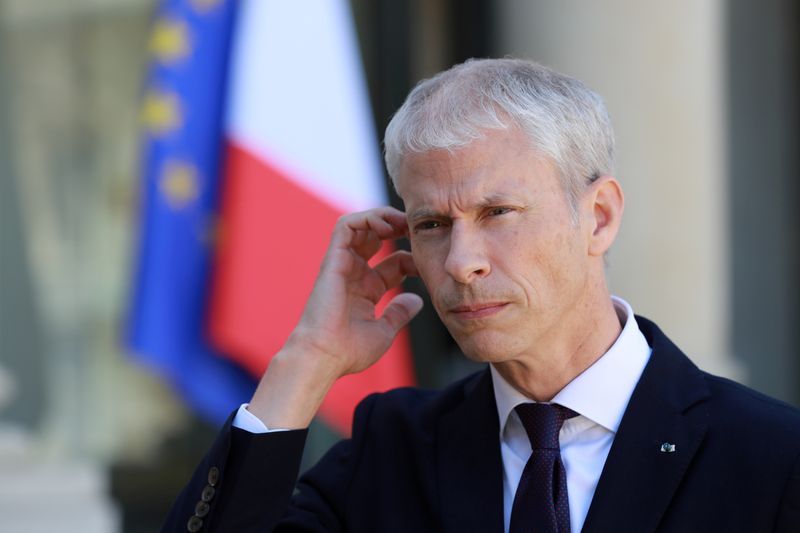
[231,403,289,433]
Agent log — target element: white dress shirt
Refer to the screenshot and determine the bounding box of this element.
[491,296,651,533]
[233,296,652,533]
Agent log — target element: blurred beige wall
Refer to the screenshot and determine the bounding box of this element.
[497,0,740,378]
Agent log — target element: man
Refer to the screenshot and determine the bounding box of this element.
[163,59,800,532]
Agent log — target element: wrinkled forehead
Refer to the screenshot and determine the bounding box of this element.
[394,127,547,201]
[395,129,562,215]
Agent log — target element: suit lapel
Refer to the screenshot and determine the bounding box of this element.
[581,317,710,533]
[437,369,505,533]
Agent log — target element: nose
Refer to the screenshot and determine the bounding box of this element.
[444,222,490,284]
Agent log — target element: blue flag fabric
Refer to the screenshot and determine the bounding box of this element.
[127,0,256,424]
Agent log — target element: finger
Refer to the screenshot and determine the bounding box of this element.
[372,250,418,292]
[345,210,407,248]
[378,292,424,334]
[346,206,407,236]
[329,207,408,254]
[350,229,382,261]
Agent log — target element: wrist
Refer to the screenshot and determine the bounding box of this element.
[246,343,340,430]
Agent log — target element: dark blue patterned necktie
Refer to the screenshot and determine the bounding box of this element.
[509,403,577,533]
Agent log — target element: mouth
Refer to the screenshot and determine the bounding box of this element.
[449,302,509,320]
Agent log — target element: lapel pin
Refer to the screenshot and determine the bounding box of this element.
[660,442,677,453]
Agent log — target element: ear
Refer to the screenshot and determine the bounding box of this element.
[584,175,624,257]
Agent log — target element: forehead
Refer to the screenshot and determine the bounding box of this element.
[396,128,560,211]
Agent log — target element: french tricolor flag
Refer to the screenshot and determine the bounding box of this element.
[210,0,415,434]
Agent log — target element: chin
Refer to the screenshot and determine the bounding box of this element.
[452,331,519,364]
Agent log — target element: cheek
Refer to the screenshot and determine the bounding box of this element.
[409,239,443,286]
[536,230,589,298]
[494,224,580,293]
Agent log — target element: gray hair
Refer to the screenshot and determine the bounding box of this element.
[384,58,615,214]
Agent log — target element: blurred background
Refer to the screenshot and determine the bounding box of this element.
[0,0,797,531]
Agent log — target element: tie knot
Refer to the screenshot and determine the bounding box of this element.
[514,403,577,450]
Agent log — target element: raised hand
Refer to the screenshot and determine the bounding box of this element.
[247,207,423,429]
[289,206,423,374]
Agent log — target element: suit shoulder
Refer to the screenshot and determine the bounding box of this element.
[639,315,800,439]
[702,372,800,439]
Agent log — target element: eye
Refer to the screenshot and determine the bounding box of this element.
[487,206,512,217]
[413,220,442,232]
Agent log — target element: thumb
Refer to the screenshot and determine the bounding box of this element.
[379,292,424,335]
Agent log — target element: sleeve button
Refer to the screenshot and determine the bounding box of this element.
[207,466,220,486]
[187,515,203,532]
[195,501,210,518]
[201,485,216,502]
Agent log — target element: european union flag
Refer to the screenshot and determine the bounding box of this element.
[127,0,256,424]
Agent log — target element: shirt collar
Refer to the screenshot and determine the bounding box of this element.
[490,296,652,435]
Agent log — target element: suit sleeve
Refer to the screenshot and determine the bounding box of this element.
[774,449,800,533]
[160,395,379,533]
[270,393,379,532]
[159,412,309,533]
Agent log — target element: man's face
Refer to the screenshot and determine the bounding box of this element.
[397,128,593,363]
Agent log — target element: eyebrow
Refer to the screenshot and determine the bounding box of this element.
[407,208,441,221]
[406,193,524,221]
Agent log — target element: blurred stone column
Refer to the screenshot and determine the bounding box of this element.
[0,16,46,429]
[496,0,739,377]
[1,0,187,463]
[0,0,194,530]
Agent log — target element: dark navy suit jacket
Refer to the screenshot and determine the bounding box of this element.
[162,317,800,532]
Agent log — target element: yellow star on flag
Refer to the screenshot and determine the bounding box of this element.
[149,17,191,64]
[141,89,182,135]
[160,160,200,209]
